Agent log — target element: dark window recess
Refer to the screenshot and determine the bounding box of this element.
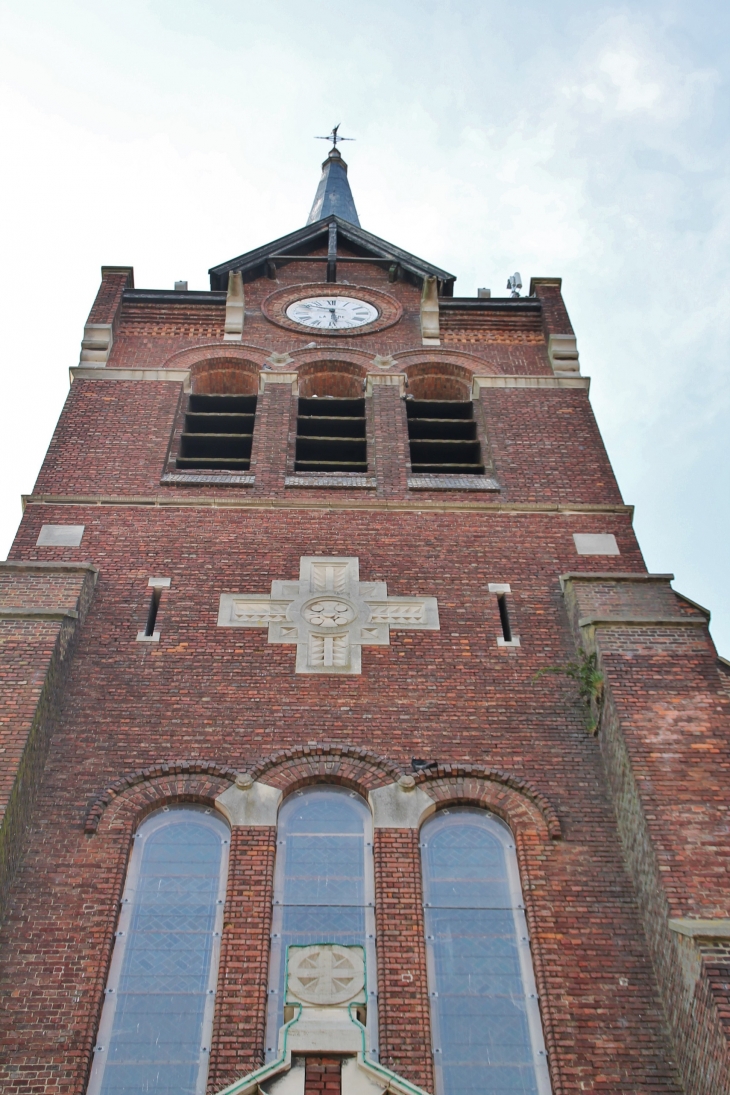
[295,397,367,473]
[176,394,257,471]
[497,594,512,643]
[406,400,484,475]
[144,588,162,637]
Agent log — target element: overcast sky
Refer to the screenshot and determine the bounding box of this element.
[1,0,729,653]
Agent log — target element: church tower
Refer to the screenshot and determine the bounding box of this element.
[1,139,729,1095]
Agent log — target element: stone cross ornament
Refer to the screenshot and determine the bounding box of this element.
[287,944,366,1007]
[217,555,439,674]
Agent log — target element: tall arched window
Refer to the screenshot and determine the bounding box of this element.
[421,808,551,1095]
[266,786,377,1059]
[87,805,230,1095]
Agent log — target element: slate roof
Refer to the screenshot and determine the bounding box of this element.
[307,149,360,226]
[209,215,456,294]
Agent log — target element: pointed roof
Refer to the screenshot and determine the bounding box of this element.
[208,215,456,294]
[307,148,360,226]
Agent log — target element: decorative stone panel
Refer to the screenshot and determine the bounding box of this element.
[218,556,439,674]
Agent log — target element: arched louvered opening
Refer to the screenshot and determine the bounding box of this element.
[406,399,484,475]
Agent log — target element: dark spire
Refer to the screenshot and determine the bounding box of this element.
[307,147,361,227]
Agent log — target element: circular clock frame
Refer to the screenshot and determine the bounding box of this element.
[262,283,403,337]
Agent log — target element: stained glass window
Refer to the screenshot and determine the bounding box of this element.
[87,805,230,1095]
[421,808,551,1095]
[265,786,377,1059]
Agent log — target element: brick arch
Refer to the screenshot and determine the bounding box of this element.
[297,359,368,399]
[396,347,499,375]
[190,357,259,395]
[248,742,403,799]
[289,346,375,367]
[160,341,270,372]
[84,761,238,835]
[403,360,473,400]
[414,765,562,840]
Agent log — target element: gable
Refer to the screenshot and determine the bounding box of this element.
[208,215,456,295]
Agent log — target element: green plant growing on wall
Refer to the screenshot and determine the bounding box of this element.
[534,648,604,734]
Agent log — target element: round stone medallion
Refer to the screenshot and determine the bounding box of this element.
[288,944,365,1006]
[302,598,357,628]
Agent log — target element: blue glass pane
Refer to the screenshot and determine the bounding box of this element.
[283,835,365,905]
[268,789,370,1048]
[426,824,512,908]
[442,1064,539,1095]
[98,809,226,1095]
[282,905,366,939]
[285,794,364,834]
[98,1063,200,1095]
[422,811,541,1095]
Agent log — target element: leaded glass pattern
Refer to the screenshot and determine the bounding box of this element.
[421,809,551,1095]
[265,787,377,1059]
[87,806,230,1095]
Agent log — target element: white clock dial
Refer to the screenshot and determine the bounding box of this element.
[285,296,379,330]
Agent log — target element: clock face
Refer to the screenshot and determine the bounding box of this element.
[285,296,379,331]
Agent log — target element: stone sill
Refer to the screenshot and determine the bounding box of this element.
[285,476,377,489]
[408,476,500,492]
[161,473,255,487]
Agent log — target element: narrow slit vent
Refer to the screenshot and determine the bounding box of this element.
[406,399,484,475]
[144,588,162,637]
[295,397,367,473]
[177,394,257,471]
[497,594,512,643]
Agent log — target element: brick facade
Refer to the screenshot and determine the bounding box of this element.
[0,206,728,1095]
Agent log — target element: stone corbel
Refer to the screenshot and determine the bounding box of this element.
[548,333,580,376]
[224,271,245,341]
[79,323,113,367]
[260,371,298,392]
[420,275,440,346]
[368,776,434,827]
[365,373,407,397]
[215,774,282,826]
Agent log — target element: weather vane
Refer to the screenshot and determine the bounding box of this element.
[315,124,355,151]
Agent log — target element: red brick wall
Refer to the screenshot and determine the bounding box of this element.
[304,1056,341,1095]
[32,379,623,509]
[86,270,132,326]
[209,825,276,1090]
[478,386,624,505]
[2,264,724,1095]
[563,575,730,1095]
[0,563,97,923]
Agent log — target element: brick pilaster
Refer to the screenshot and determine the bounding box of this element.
[0,562,98,921]
[304,1056,342,1095]
[208,825,277,1092]
[562,572,730,1095]
[251,380,294,497]
[374,828,434,1092]
[371,383,409,498]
